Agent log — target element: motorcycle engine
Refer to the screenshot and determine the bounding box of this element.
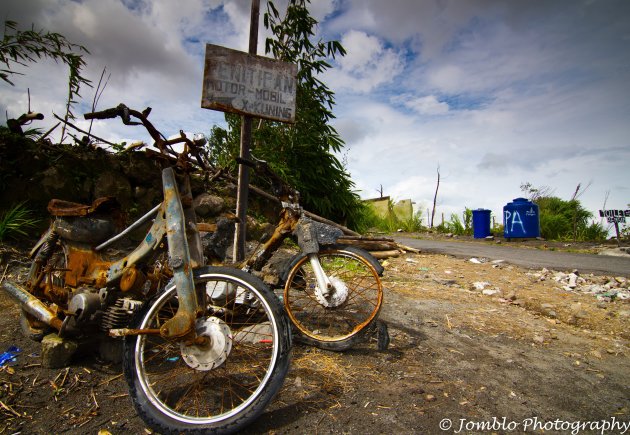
[67,287,106,322]
[100,297,143,331]
[67,288,143,332]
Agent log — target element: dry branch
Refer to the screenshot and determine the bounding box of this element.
[370,250,403,259]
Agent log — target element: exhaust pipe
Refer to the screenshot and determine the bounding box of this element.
[1,280,63,331]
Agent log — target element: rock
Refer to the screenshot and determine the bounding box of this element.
[425,394,437,402]
[41,167,71,194]
[469,258,482,264]
[99,338,123,364]
[41,333,78,368]
[472,281,491,291]
[533,335,544,344]
[482,289,501,296]
[193,193,224,217]
[201,217,235,262]
[583,284,607,295]
[94,170,133,210]
[234,322,273,344]
[505,291,517,301]
[134,186,162,215]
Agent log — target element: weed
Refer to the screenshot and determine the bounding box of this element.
[0,202,40,241]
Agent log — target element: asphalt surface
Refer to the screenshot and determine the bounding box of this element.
[393,236,630,277]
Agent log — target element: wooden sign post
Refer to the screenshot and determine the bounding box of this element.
[201,0,296,262]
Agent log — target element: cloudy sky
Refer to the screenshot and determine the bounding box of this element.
[2,0,629,230]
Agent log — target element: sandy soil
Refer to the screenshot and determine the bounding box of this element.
[1,244,629,434]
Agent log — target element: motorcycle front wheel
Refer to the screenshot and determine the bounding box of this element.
[123,266,291,434]
[283,247,384,351]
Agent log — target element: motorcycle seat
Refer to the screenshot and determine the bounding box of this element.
[47,197,120,217]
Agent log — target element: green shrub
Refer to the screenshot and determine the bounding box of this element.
[0,202,40,240]
[537,196,595,241]
[436,210,475,236]
[577,222,609,242]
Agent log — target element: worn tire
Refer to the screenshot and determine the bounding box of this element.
[282,246,384,352]
[123,266,291,434]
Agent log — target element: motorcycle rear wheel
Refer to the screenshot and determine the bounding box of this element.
[123,266,291,434]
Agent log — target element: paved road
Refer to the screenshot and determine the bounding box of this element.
[393,236,630,277]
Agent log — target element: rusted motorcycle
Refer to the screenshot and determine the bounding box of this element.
[236,157,388,351]
[1,104,291,434]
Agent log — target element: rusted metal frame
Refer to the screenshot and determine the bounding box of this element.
[95,202,162,252]
[109,328,161,337]
[64,245,111,289]
[104,204,167,284]
[109,328,209,344]
[156,167,198,339]
[178,171,204,268]
[244,207,300,272]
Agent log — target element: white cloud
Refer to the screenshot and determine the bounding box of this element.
[393,94,450,115]
[325,30,404,93]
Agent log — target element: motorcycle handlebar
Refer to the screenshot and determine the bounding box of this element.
[83,106,122,120]
[82,104,208,170]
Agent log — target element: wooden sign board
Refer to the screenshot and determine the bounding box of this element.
[201,44,297,123]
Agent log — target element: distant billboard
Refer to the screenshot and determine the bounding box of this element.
[201,44,297,123]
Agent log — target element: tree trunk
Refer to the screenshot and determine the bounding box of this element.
[430,165,440,228]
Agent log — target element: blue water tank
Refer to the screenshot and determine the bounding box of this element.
[472,209,492,238]
[503,198,540,238]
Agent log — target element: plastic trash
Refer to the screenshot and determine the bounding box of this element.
[0,345,21,366]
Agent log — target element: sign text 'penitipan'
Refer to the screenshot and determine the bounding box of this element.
[201,44,297,123]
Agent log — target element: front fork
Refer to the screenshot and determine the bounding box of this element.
[308,253,332,298]
[158,167,201,339]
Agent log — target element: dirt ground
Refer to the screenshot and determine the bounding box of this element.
[1,242,629,434]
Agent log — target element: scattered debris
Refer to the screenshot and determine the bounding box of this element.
[472,282,491,291]
[0,346,20,366]
[529,269,630,302]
